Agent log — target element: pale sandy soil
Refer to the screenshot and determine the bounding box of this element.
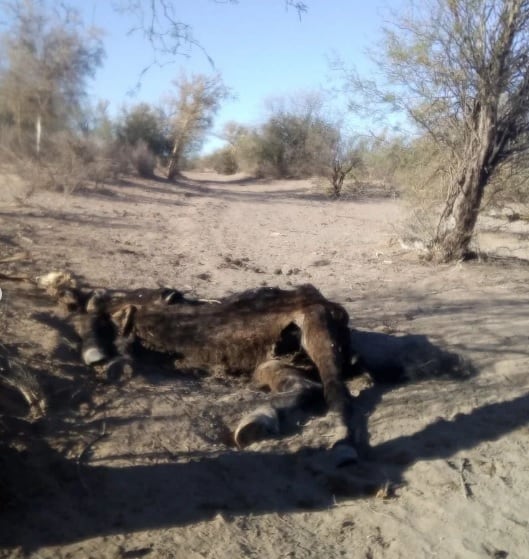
[1,171,528,559]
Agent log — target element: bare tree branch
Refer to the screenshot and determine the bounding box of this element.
[113,0,308,80]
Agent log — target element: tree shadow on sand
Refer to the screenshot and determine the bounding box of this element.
[2,331,529,551]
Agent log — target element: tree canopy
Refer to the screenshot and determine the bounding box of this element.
[0,0,104,153]
[165,72,230,179]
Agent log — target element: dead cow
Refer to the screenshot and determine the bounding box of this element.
[41,273,362,458]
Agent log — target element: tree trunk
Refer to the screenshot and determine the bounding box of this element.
[167,156,179,180]
[434,155,489,262]
[167,152,180,180]
[331,167,345,199]
[35,113,42,157]
[433,100,499,263]
[167,139,184,180]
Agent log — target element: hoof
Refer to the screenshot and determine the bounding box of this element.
[105,357,134,382]
[234,405,279,448]
[82,346,107,366]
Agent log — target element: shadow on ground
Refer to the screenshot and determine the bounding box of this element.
[2,388,529,551]
[3,327,529,551]
[70,174,395,207]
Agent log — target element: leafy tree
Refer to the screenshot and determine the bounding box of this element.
[345,0,529,261]
[165,72,229,179]
[116,103,170,157]
[218,97,363,186]
[245,94,336,178]
[0,0,104,156]
[235,93,358,182]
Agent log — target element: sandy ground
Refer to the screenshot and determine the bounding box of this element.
[1,171,529,559]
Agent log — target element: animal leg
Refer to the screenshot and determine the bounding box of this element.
[252,358,321,394]
[295,305,365,453]
[233,404,280,449]
[72,295,135,382]
[234,359,322,448]
[74,290,115,367]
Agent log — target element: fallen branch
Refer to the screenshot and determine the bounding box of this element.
[0,252,30,264]
[0,272,31,282]
[459,457,473,499]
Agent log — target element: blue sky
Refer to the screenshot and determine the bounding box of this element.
[80,0,404,151]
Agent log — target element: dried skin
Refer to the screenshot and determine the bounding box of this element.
[48,275,359,449]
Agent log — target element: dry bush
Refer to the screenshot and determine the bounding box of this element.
[41,134,123,193]
[0,132,127,195]
[364,138,447,249]
[195,146,239,175]
[129,140,156,177]
[481,159,529,212]
[210,147,239,175]
[252,159,284,179]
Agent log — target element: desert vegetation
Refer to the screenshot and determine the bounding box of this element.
[3,0,528,260]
